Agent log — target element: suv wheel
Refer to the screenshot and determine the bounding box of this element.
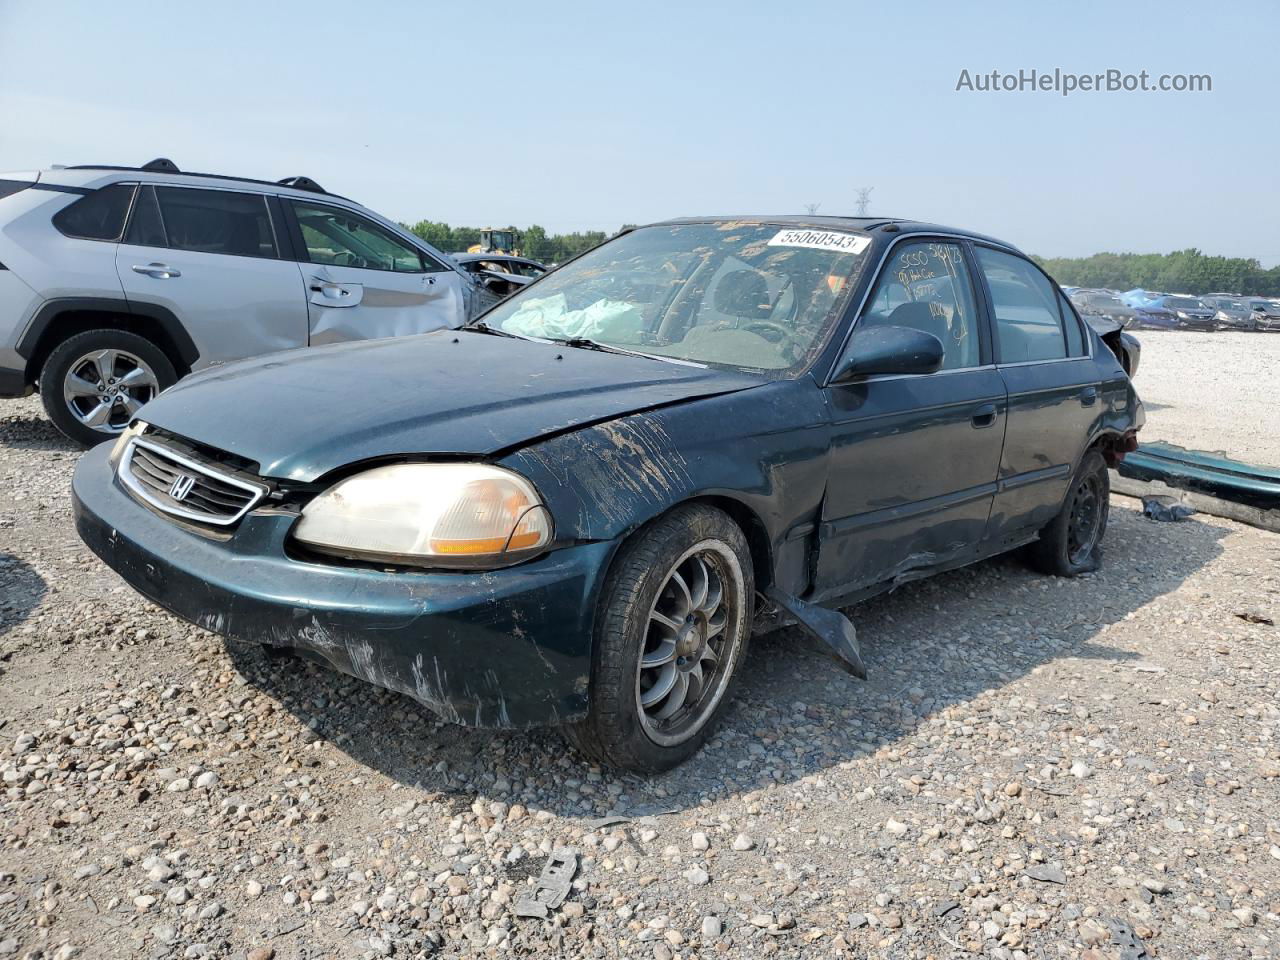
[564,504,753,772]
[40,329,176,447]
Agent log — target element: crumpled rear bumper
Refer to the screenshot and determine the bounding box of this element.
[72,442,614,728]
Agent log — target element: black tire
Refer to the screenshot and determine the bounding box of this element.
[1026,449,1109,576]
[563,504,754,773]
[39,329,177,447]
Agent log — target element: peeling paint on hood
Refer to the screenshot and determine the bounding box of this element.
[137,329,764,482]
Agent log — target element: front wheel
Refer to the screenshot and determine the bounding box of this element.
[1026,449,1110,576]
[563,504,753,772]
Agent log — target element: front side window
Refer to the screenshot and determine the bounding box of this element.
[859,240,981,370]
[52,183,135,241]
[155,187,277,258]
[978,247,1067,363]
[482,222,873,375]
[290,201,436,273]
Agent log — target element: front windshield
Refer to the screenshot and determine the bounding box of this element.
[1165,296,1205,309]
[479,222,871,375]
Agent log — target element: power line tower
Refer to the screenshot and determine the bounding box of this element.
[855,187,873,217]
[803,202,821,215]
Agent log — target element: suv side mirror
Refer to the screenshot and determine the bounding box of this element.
[831,325,945,383]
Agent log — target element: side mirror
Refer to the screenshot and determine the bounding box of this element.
[831,324,944,383]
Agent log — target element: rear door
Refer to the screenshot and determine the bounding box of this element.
[283,199,465,344]
[813,238,1007,600]
[115,185,309,366]
[976,246,1101,545]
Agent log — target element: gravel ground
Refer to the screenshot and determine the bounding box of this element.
[1,386,1278,960]
[1129,331,1280,468]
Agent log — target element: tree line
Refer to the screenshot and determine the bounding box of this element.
[405,221,626,264]
[1033,249,1280,297]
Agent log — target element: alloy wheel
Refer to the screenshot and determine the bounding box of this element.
[636,540,745,747]
[62,349,159,434]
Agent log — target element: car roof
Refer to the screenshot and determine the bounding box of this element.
[648,215,1023,253]
[17,160,360,206]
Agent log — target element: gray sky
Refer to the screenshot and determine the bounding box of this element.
[2,0,1275,263]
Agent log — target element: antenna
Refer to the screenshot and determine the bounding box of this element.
[803,202,821,215]
[855,188,873,217]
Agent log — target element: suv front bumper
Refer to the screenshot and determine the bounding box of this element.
[72,443,614,728]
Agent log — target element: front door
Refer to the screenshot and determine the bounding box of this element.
[974,246,1102,545]
[813,239,1006,600]
[115,185,309,367]
[284,199,465,345]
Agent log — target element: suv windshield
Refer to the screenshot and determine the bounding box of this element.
[480,222,871,374]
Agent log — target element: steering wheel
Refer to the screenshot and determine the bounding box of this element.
[741,320,795,344]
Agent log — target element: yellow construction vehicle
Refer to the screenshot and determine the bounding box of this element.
[468,228,520,256]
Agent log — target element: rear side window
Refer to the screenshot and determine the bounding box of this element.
[977,248,1067,363]
[124,185,166,247]
[52,183,136,241]
[0,179,35,200]
[1057,291,1086,356]
[155,187,277,258]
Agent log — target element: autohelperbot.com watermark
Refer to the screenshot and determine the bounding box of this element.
[955,68,1212,96]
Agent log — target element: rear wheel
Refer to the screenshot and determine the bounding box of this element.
[563,504,753,772]
[1026,449,1109,576]
[39,329,176,447]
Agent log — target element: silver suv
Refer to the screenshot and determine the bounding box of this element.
[0,159,482,445]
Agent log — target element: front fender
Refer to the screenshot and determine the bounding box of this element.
[501,379,831,596]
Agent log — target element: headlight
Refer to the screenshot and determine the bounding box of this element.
[109,420,148,468]
[292,463,553,569]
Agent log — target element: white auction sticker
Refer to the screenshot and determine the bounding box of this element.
[767,228,871,254]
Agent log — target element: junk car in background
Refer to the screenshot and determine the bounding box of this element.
[0,159,483,445]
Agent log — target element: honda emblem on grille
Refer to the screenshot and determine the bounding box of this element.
[168,474,196,502]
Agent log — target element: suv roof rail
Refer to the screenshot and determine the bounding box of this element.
[141,157,180,173]
[275,176,326,194]
[62,160,348,201]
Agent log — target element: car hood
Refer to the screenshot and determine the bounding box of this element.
[139,331,764,482]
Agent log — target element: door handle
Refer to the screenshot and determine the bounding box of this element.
[971,403,998,428]
[309,283,353,299]
[1080,386,1099,406]
[132,262,180,279]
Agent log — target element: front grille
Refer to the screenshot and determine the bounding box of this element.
[120,437,267,526]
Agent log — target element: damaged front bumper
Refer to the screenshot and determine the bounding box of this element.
[72,443,613,728]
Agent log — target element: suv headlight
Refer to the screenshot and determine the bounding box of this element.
[292,463,552,569]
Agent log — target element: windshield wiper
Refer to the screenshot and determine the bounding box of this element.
[464,320,536,341]
[552,337,706,367]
